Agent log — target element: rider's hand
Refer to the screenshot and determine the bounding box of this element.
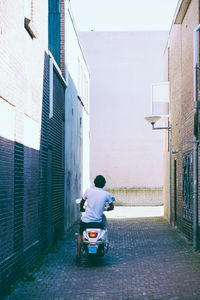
[106,202,114,211]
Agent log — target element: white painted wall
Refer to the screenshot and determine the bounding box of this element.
[65,4,90,193]
[79,31,168,189]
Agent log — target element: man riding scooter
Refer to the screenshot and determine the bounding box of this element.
[76,175,114,261]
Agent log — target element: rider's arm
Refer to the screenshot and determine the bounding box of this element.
[80,198,86,212]
[106,202,114,211]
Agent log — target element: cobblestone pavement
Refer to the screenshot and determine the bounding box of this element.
[7,210,200,300]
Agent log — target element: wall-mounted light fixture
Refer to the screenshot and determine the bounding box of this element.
[145,115,171,130]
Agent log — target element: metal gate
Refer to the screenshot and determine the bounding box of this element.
[182,151,193,221]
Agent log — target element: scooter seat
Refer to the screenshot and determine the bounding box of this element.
[85,222,104,229]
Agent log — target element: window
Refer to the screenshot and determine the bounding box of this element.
[151,82,169,116]
[24,0,37,38]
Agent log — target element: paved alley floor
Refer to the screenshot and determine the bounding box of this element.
[7,207,200,300]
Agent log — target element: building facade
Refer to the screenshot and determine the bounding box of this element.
[64,3,90,229]
[164,0,200,247]
[0,0,90,295]
[79,31,168,205]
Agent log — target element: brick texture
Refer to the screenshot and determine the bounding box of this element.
[8,216,200,300]
[49,68,65,241]
[0,0,66,296]
[166,0,200,242]
[60,0,65,76]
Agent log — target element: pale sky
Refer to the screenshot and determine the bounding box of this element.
[70,0,179,31]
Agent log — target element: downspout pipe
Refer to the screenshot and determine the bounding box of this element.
[193,24,200,250]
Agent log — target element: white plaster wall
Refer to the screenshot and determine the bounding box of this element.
[79,31,168,189]
[65,5,90,194]
[82,106,90,192]
[65,5,90,99]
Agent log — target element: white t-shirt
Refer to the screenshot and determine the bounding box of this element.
[81,187,113,223]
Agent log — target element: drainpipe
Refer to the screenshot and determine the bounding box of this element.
[193,24,200,250]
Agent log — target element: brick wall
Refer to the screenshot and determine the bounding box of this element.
[0,0,88,295]
[0,0,66,296]
[49,66,65,241]
[167,0,199,241]
[39,54,66,250]
[60,0,65,75]
[0,136,14,260]
[0,0,48,294]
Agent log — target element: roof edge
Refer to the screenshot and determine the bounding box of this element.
[174,0,191,24]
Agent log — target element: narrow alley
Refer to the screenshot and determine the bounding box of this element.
[2,1,200,299]
[7,209,200,300]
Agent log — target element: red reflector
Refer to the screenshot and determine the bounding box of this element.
[89,232,97,238]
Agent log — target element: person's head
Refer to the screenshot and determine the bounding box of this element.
[94,175,106,188]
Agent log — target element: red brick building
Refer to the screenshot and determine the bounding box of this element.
[164,0,200,248]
